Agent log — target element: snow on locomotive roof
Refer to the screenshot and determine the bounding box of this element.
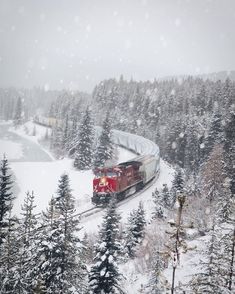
[118,155,154,167]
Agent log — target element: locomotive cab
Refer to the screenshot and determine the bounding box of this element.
[92,167,120,205]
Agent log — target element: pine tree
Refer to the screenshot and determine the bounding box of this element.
[215,184,234,224]
[125,202,146,258]
[89,198,122,293]
[37,175,87,293]
[152,188,165,219]
[161,184,171,208]
[189,224,226,293]
[94,113,113,167]
[147,249,165,294]
[66,114,79,156]
[0,210,19,293]
[215,187,235,292]
[50,121,63,158]
[224,110,235,195]
[170,169,184,208]
[74,108,94,170]
[201,144,225,204]
[14,97,23,127]
[0,155,14,246]
[61,114,69,153]
[13,191,38,293]
[185,119,200,172]
[33,197,59,292]
[204,111,223,159]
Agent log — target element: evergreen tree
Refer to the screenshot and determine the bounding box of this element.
[161,184,171,208]
[50,121,63,158]
[223,78,234,111]
[125,202,146,258]
[185,119,200,172]
[0,210,19,293]
[33,197,61,293]
[61,114,69,153]
[170,169,184,208]
[89,198,122,293]
[14,97,23,127]
[215,184,234,224]
[172,169,184,194]
[176,129,187,168]
[67,115,79,156]
[204,111,223,159]
[201,144,225,204]
[36,175,87,293]
[152,188,165,219]
[13,191,38,293]
[224,111,235,195]
[147,249,165,294]
[215,188,235,292]
[74,108,94,170]
[189,224,233,293]
[94,113,113,167]
[0,155,14,246]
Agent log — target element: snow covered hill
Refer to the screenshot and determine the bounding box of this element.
[0,121,173,227]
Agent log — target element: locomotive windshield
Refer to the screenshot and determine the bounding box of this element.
[106,171,117,178]
[94,171,105,178]
[94,170,116,178]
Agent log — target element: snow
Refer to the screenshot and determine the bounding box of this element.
[11,140,137,216]
[9,121,54,160]
[79,159,174,235]
[0,139,23,160]
[10,121,51,144]
[163,235,209,289]
[2,120,175,294]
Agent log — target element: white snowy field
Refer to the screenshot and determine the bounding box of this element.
[3,120,202,293]
[80,159,174,234]
[0,139,23,160]
[11,146,138,216]
[6,120,174,233]
[9,121,54,160]
[0,121,23,160]
[9,120,51,144]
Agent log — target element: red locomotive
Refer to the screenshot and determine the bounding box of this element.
[92,155,159,205]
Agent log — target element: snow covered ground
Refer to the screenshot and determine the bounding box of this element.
[11,146,138,216]
[0,139,23,160]
[1,121,174,230]
[80,159,174,235]
[1,120,178,293]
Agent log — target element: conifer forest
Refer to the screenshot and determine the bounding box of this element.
[0,1,234,293]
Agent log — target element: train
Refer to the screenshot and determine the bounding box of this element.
[92,154,160,205]
[33,116,160,205]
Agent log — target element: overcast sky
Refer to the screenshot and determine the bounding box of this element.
[1,0,235,92]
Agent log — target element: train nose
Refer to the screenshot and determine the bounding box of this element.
[99,176,107,186]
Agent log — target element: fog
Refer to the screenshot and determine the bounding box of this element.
[1,0,235,92]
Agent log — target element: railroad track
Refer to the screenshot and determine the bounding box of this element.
[76,170,160,220]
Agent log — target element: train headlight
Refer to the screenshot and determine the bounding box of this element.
[100,176,107,186]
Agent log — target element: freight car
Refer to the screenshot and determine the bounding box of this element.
[92,155,159,205]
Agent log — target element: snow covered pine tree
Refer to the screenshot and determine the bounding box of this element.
[35,174,88,293]
[0,155,14,246]
[89,198,122,294]
[74,107,94,170]
[94,113,113,167]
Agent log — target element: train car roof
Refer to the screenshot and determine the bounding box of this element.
[118,155,154,167]
[117,160,142,168]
